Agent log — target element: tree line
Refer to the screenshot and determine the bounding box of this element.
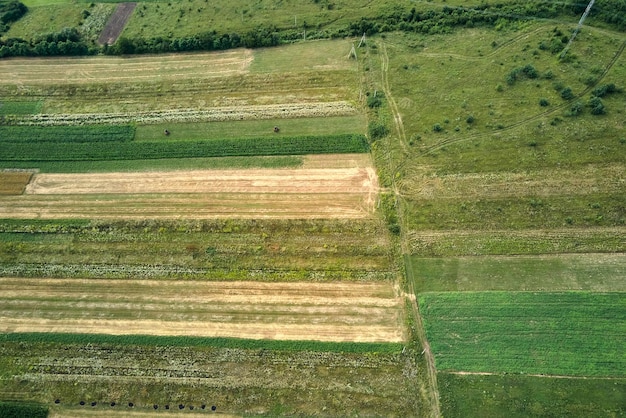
[0,0,624,58]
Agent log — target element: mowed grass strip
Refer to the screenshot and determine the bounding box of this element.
[0,125,135,143]
[438,373,626,418]
[407,227,626,256]
[0,172,33,195]
[419,291,626,377]
[134,116,366,141]
[410,254,626,292]
[0,278,405,343]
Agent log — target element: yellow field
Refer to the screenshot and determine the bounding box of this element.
[0,278,405,342]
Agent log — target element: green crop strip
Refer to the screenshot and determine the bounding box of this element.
[0,134,368,161]
[0,333,403,353]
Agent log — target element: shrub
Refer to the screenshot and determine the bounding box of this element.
[539,98,549,107]
[368,121,389,140]
[560,87,574,100]
[367,95,382,108]
[588,96,606,115]
[592,83,619,97]
[466,115,475,124]
[433,123,443,132]
[568,101,584,116]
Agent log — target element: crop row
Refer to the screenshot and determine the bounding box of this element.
[419,291,626,377]
[0,332,402,353]
[0,125,135,143]
[4,102,358,126]
[0,134,368,161]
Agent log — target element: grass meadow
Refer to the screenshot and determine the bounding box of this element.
[439,373,626,418]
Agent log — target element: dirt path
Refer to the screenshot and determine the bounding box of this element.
[98,3,137,46]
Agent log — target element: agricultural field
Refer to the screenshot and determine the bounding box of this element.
[419,291,625,376]
[1,0,626,417]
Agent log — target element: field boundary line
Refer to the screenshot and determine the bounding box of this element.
[445,371,626,380]
[404,255,441,418]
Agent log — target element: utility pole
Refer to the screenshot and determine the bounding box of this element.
[560,0,596,59]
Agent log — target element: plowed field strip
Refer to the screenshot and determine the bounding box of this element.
[0,279,404,342]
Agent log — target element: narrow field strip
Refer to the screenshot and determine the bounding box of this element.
[402,163,625,199]
[25,168,376,195]
[0,193,373,219]
[0,49,253,85]
[8,102,358,125]
[0,279,404,343]
[1,164,379,219]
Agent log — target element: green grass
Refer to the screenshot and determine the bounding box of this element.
[410,254,626,292]
[439,373,626,418]
[406,194,625,231]
[407,228,626,256]
[419,291,626,377]
[4,3,87,39]
[0,332,402,353]
[0,125,134,143]
[0,100,42,115]
[134,116,366,141]
[0,155,303,173]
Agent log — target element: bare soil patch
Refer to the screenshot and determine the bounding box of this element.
[98,3,137,46]
[0,171,33,195]
[0,278,404,343]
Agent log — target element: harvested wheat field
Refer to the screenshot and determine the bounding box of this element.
[0,278,405,343]
[0,157,378,219]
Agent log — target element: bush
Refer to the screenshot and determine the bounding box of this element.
[466,115,475,124]
[568,101,584,116]
[588,96,606,115]
[560,87,575,100]
[592,83,619,98]
[366,95,383,108]
[368,121,389,140]
[433,123,443,132]
[539,98,549,107]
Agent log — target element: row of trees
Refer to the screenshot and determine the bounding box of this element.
[1,0,625,58]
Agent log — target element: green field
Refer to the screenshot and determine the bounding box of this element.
[419,291,626,376]
[439,373,626,418]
